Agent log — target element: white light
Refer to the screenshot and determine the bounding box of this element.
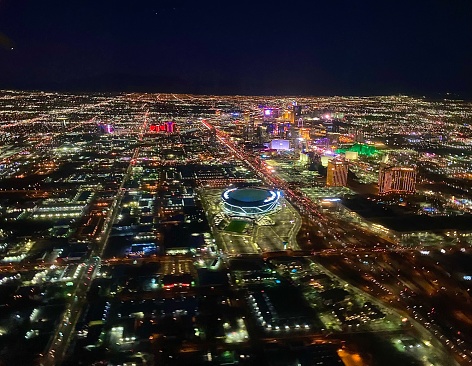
[264,191,277,203]
[223,188,237,200]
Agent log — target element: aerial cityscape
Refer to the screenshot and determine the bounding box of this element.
[1,0,472,365]
[0,91,470,365]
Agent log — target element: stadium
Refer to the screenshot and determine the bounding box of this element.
[221,187,281,217]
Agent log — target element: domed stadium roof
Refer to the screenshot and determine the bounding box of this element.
[222,187,280,216]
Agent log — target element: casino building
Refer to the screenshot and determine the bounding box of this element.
[221,187,280,217]
[378,164,416,195]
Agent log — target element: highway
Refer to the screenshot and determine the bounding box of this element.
[201,118,465,365]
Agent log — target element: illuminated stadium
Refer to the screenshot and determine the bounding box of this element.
[222,187,281,217]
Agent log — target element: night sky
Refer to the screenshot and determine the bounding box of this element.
[0,0,471,96]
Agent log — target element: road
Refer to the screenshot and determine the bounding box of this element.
[40,110,149,366]
[201,118,463,365]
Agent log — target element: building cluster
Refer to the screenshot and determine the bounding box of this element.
[0,91,469,365]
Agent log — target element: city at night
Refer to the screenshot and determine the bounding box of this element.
[0,1,472,366]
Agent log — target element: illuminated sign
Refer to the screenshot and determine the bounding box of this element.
[270,139,290,150]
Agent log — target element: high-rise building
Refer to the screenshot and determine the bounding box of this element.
[326,159,349,187]
[381,153,389,164]
[149,121,176,133]
[299,152,309,165]
[345,151,358,161]
[277,122,289,138]
[256,125,267,145]
[98,123,114,134]
[378,164,416,195]
[165,120,175,133]
[320,155,332,167]
[299,128,310,140]
[291,105,302,123]
[243,122,254,141]
[263,108,279,119]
